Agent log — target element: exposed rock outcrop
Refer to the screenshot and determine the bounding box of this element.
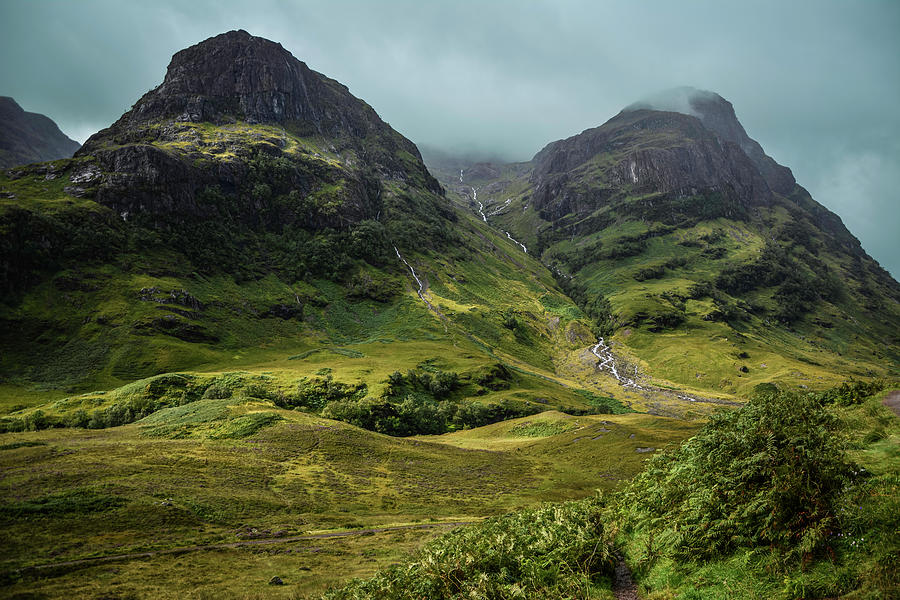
[530,109,773,220]
[70,30,440,226]
[0,97,80,168]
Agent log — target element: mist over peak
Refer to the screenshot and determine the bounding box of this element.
[623,86,723,117]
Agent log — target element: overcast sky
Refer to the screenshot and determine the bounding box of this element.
[2,0,898,277]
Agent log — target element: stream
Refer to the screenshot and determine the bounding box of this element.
[394,245,438,314]
[467,184,526,253]
[591,337,700,402]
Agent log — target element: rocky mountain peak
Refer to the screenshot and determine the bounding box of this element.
[86,30,392,144]
[151,29,317,124]
[626,87,796,193]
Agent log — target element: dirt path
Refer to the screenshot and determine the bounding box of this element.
[13,521,474,575]
[613,554,639,599]
[883,390,900,417]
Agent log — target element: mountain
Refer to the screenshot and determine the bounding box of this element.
[1,35,898,600]
[427,88,900,396]
[0,31,610,424]
[2,31,895,420]
[0,96,80,168]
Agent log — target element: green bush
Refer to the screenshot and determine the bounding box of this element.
[383,368,461,400]
[816,379,890,406]
[280,376,367,410]
[321,395,541,437]
[202,384,233,400]
[634,264,666,281]
[322,497,615,599]
[617,390,854,563]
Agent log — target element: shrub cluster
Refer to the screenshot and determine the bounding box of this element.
[322,395,541,437]
[714,241,843,324]
[0,374,211,433]
[616,389,854,563]
[322,497,615,599]
[815,379,891,406]
[274,376,368,410]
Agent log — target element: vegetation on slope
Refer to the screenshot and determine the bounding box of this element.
[427,106,900,400]
[321,498,615,600]
[320,381,898,600]
[615,382,900,599]
[0,403,694,598]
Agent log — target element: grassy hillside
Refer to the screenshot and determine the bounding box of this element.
[427,138,899,400]
[0,400,697,598]
[0,116,627,413]
[319,382,899,600]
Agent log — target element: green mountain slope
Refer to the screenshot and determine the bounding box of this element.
[427,89,900,398]
[1,31,647,429]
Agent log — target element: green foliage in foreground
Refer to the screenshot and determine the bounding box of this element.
[321,497,615,600]
[612,384,899,599]
[816,378,892,406]
[616,390,853,562]
[326,382,897,599]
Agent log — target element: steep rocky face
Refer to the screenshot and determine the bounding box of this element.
[530,108,773,221]
[67,30,440,229]
[0,97,80,168]
[683,90,796,195]
[87,30,408,144]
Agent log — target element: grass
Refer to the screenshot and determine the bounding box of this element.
[0,406,698,598]
[321,497,617,599]
[5,527,453,599]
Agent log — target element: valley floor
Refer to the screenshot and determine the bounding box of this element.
[0,409,696,598]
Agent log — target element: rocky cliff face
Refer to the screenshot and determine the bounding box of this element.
[84,30,422,149]
[523,90,868,258]
[529,108,774,221]
[70,30,440,227]
[683,89,796,195]
[0,97,80,168]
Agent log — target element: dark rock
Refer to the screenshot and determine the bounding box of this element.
[264,303,303,320]
[155,306,201,320]
[78,30,441,197]
[138,287,204,310]
[0,96,81,168]
[268,576,284,586]
[62,186,91,198]
[53,274,100,292]
[132,315,218,343]
[687,89,796,194]
[530,109,773,222]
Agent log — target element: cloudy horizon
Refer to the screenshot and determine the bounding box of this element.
[1,0,897,277]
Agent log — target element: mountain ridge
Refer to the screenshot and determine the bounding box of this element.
[1,31,621,426]
[0,96,80,168]
[426,88,899,396]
